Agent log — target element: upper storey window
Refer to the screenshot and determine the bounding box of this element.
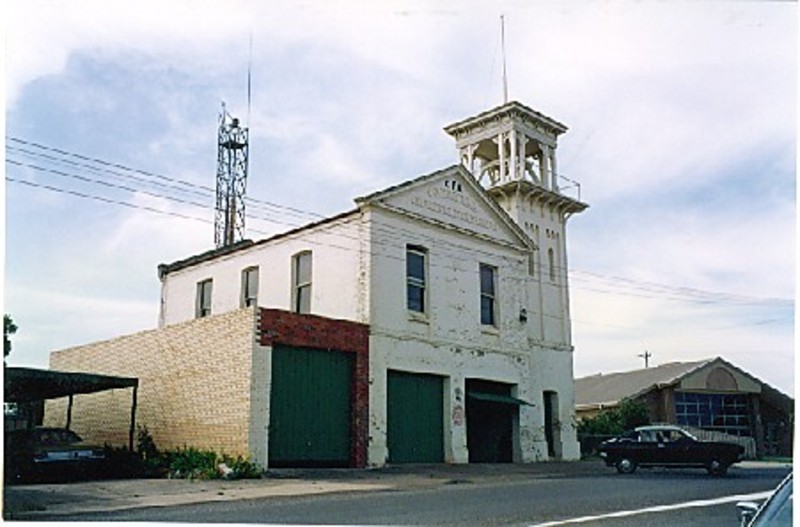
[292,251,312,314]
[196,279,213,318]
[406,245,427,313]
[480,264,497,327]
[241,266,259,308]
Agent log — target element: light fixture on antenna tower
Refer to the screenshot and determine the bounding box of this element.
[214,102,249,248]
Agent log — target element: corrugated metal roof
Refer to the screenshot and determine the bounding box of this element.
[5,367,138,403]
[574,360,710,407]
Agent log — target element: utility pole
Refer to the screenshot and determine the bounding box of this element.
[638,350,652,368]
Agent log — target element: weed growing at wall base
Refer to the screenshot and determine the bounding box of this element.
[134,425,262,480]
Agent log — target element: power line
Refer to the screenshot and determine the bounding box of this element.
[10,169,792,321]
[6,177,214,226]
[6,136,324,221]
[5,157,311,231]
[6,139,794,311]
[9,174,792,335]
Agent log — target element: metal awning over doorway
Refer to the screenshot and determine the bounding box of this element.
[4,367,139,450]
[467,391,534,406]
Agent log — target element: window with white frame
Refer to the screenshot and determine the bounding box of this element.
[196,279,213,318]
[292,251,312,314]
[241,266,259,308]
[479,263,497,326]
[406,245,427,313]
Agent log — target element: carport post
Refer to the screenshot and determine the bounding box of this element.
[129,385,138,452]
[65,394,74,430]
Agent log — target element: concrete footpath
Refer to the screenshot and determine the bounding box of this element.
[2,461,786,520]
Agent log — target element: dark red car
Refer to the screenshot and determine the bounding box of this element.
[597,425,744,476]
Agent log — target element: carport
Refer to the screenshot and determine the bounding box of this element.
[4,367,139,450]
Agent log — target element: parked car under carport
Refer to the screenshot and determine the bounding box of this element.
[5,427,106,482]
[4,367,138,482]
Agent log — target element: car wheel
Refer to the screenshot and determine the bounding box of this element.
[706,459,728,477]
[615,458,637,474]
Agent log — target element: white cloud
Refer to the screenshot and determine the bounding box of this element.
[5,0,794,395]
[5,284,157,369]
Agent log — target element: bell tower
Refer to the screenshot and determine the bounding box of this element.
[445,100,587,462]
[444,101,580,196]
[444,100,587,232]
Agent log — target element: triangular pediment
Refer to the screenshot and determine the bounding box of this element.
[677,358,762,394]
[355,165,532,249]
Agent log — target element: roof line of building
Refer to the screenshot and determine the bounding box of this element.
[158,209,359,277]
[159,162,546,277]
[443,100,568,136]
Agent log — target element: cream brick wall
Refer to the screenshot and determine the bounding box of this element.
[46,307,258,458]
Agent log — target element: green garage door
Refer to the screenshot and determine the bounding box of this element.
[269,346,353,467]
[387,370,444,463]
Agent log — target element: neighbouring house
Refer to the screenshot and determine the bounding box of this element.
[47,100,588,468]
[574,357,793,458]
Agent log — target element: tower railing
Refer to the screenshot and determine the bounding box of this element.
[556,174,582,202]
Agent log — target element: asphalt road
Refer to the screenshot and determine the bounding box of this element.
[36,465,789,525]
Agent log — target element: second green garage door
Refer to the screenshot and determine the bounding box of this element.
[387,370,444,463]
[269,346,353,467]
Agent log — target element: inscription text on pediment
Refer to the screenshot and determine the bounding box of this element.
[409,186,496,232]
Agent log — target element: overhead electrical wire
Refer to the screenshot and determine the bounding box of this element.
[7,136,324,222]
[8,169,790,319]
[5,138,794,316]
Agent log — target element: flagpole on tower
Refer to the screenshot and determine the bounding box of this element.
[501,14,509,104]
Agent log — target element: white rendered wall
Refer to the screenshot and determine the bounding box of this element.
[157,171,580,464]
[159,213,368,327]
[365,204,574,465]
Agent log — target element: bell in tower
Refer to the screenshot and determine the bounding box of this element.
[443,100,587,226]
[444,101,568,193]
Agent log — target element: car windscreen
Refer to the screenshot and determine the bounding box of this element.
[36,429,83,445]
[753,476,792,527]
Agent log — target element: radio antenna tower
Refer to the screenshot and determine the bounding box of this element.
[214,102,249,248]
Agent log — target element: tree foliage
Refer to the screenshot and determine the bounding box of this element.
[4,315,18,360]
[578,398,651,436]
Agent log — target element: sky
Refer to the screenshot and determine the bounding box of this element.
[4,1,796,394]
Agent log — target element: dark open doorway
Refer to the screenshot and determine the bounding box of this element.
[543,390,561,459]
[465,379,516,463]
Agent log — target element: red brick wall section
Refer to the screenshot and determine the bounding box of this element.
[259,308,369,468]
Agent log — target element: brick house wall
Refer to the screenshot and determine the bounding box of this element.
[46,307,259,457]
[45,306,370,468]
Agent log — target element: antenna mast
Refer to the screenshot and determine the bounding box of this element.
[247,33,253,125]
[501,14,509,104]
[214,103,249,247]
